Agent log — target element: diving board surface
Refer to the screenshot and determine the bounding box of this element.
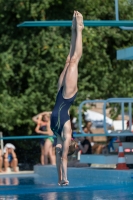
[17,20,133,27]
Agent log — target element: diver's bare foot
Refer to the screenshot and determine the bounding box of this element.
[72,11,76,30]
[75,11,84,31]
[61,180,69,186]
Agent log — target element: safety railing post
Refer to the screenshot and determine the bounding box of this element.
[0,132,4,154]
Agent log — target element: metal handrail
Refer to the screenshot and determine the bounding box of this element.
[0,132,4,153]
[0,132,132,140]
[115,0,133,30]
[103,98,133,135]
[78,98,133,137]
[78,100,105,136]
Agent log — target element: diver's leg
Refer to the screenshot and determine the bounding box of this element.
[61,120,72,184]
[63,11,84,98]
[55,136,63,184]
[57,11,77,91]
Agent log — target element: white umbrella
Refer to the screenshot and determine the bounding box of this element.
[84,110,113,125]
[3,143,16,153]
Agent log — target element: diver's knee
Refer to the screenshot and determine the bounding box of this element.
[70,55,79,64]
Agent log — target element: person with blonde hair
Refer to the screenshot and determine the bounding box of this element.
[32,112,55,165]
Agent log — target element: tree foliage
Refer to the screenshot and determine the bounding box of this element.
[0,0,133,135]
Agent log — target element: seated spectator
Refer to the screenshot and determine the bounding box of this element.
[83,120,105,154]
[70,114,78,139]
[68,139,78,156]
[3,143,18,172]
[77,136,92,155]
[0,149,3,173]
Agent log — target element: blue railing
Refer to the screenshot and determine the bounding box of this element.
[78,100,106,137]
[115,0,133,30]
[78,98,133,137]
[0,135,56,140]
[103,98,133,135]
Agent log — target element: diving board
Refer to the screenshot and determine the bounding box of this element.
[17,20,133,27]
[117,46,133,60]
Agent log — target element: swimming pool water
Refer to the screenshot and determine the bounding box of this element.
[1,189,133,200]
[0,168,133,200]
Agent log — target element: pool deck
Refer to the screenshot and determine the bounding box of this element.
[0,163,116,177]
[0,165,118,177]
[0,164,132,181]
[34,165,133,181]
[0,170,34,178]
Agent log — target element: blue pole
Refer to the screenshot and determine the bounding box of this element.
[103,101,108,135]
[0,133,133,140]
[129,102,132,131]
[115,0,133,30]
[121,102,124,130]
[115,0,119,21]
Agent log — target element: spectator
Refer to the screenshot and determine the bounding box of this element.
[83,120,105,154]
[0,149,3,172]
[70,114,78,139]
[68,139,78,156]
[67,136,91,168]
[32,112,56,165]
[3,143,18,172]
[77,136,92,155]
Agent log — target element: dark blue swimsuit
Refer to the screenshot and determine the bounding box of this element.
[51,86,77,136]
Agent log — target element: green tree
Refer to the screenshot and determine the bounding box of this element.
[0,0,133,136]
